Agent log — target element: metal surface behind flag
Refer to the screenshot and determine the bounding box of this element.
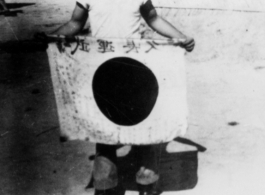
[47,37,188,145]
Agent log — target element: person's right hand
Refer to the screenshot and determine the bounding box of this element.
[180,36,195,52]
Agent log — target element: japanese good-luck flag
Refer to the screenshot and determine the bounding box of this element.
[47,37,188,145]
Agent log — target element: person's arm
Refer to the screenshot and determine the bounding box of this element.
[52,2,89,37]
[140,0,195,52]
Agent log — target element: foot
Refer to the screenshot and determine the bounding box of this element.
[136,167,159,185]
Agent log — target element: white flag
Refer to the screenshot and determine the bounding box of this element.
[47,37,188,145]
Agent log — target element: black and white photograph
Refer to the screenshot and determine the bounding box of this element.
[0,0,264,195]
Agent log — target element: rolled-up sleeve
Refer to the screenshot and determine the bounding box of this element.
[76,0,89,10]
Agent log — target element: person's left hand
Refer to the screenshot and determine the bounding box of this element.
[179,36,195,52]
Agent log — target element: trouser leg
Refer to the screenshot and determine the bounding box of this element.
[135,144,161,177]
[134,144,162,195]
[93,143,126,195]
[93,143,118,190]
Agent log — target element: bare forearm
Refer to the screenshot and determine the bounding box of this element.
[51,20,85,36]
[141,0,195,52]
[147,16,187,39]
[51,3,88,36]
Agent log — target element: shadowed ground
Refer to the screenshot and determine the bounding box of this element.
[0,41,94,195]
